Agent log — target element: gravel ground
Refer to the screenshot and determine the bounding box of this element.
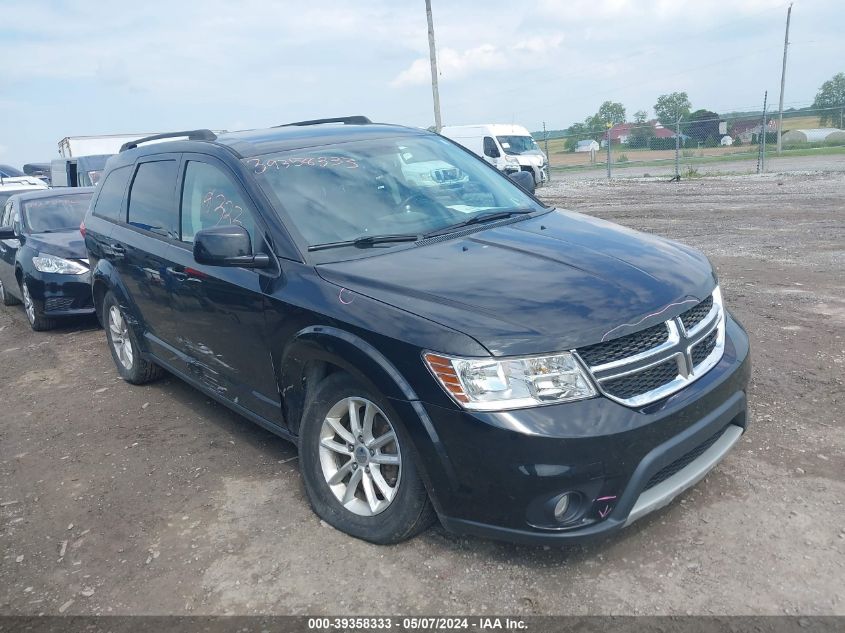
[1,172,843,616]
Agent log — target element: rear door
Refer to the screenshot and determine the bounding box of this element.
[108,155,180,358]
[163,154,281,423]
[0,200,20,297]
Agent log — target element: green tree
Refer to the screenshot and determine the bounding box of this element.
[654,92,691,126]
[594,101,626,126]
[686,109,720,144]
[628,109,655,148]
[813,72,845,127]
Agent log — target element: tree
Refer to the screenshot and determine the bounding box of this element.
[654,92,691,127]
[812,72,845,127]
[686,109,720,144]
[594,101,626,126]
[628,109,655,148]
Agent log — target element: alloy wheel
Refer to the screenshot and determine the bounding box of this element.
[108,305,134,370]
[318,397,402,516]
[21,283,36,324]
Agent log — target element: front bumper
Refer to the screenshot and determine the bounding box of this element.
[24,270,95,316]
[406,313,750,545]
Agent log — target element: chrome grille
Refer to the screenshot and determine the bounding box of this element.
[603,359,679,401]
[578,322,669,367]
[680,295,713,331]
[575,288,725,407]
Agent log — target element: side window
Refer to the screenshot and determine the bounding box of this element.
[127,160,179,239]
[180,161,258,248]
[483,136,500,158]
[92,165,132,222]
[10,203,21,233]
[1,201,10,226]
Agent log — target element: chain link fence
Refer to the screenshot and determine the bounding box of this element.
[535,105,845,181]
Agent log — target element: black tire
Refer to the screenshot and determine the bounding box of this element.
[0,278,21,306]
[299,372,436,544]
[20,280,56,331]
[102,291,163,384]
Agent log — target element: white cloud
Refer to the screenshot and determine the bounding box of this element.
[392,35,563,87]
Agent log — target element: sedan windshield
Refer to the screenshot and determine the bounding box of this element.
[246,134,544,252]
[22,193,93,233]
[496,135,541,155]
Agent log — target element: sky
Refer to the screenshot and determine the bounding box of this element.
[1,0,842,166]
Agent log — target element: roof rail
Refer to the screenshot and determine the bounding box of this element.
[276,116,372,128]
[120,129,217,152]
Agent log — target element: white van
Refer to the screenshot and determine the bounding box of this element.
[439,124,548,186]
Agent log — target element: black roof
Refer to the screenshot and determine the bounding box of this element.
[114,120,428,162]
[9,187,96,203]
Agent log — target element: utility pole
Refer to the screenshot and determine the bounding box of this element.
[776,3,792,153]
[758,91,768,174]
[674,115,681,181]
[425,0,442,132]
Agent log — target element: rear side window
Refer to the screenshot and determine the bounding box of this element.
[92,165,132,221]
[127,160,178,239]
[483,136,500,158]
[180,161,258,247]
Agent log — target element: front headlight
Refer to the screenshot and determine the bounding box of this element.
[424,352,597,411]
[505,156,520,165]
[31,253,88,275]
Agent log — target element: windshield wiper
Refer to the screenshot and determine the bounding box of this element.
[308,233,420,252]
[423,208,535,239]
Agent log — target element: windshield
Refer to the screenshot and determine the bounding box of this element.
[496,135,541,155]
[246,134,544,252]
[22,193,93,233]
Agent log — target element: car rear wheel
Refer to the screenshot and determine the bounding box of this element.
[299,372,435,544]
[103,291,163,384]
[0,278,21,306]
[20,281,55,331]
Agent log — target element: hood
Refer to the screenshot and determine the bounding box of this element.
[316,209,716,356]
[26,230,88,260]
[515,152,546,165]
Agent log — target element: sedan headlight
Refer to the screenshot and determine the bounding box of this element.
[424,352,596,411]
[31,253,88,275]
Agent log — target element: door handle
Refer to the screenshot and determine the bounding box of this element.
[110,243,126,258]
[170,270,188,281]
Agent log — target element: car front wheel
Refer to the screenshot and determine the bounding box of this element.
[102,291,163,384]
[299,373,435,544]
[20,280,55,331]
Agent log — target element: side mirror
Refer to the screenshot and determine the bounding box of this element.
[508,170,536,194]
[0,226,17,240]
[193,225,271,269]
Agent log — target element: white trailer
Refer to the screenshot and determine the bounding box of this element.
[57,134,158,158]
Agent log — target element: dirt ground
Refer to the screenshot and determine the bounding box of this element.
[1,172,843,616]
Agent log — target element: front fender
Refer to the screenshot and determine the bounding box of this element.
[278,325,458,513]
[91,259,147,346]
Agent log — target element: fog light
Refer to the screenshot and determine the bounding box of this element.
[553,494,571,521]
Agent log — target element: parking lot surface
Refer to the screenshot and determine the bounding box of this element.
[1,172,843,615]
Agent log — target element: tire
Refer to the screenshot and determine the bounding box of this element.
[20,280,56,331]
[0,278,21,306]
[102,291,163,384]
[299,372,436,544]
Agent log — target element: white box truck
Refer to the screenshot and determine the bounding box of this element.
[57,134,158,158]
[439,124,548,186]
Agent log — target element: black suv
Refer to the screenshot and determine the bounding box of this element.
[83,118,750,545]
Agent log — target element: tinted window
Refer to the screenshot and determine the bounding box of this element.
[127,161,178,238]
[0,164,25,177]
[93,165,132,221]
[483,137,500,158]
[180,161,257,247]
[22,193,93,233]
